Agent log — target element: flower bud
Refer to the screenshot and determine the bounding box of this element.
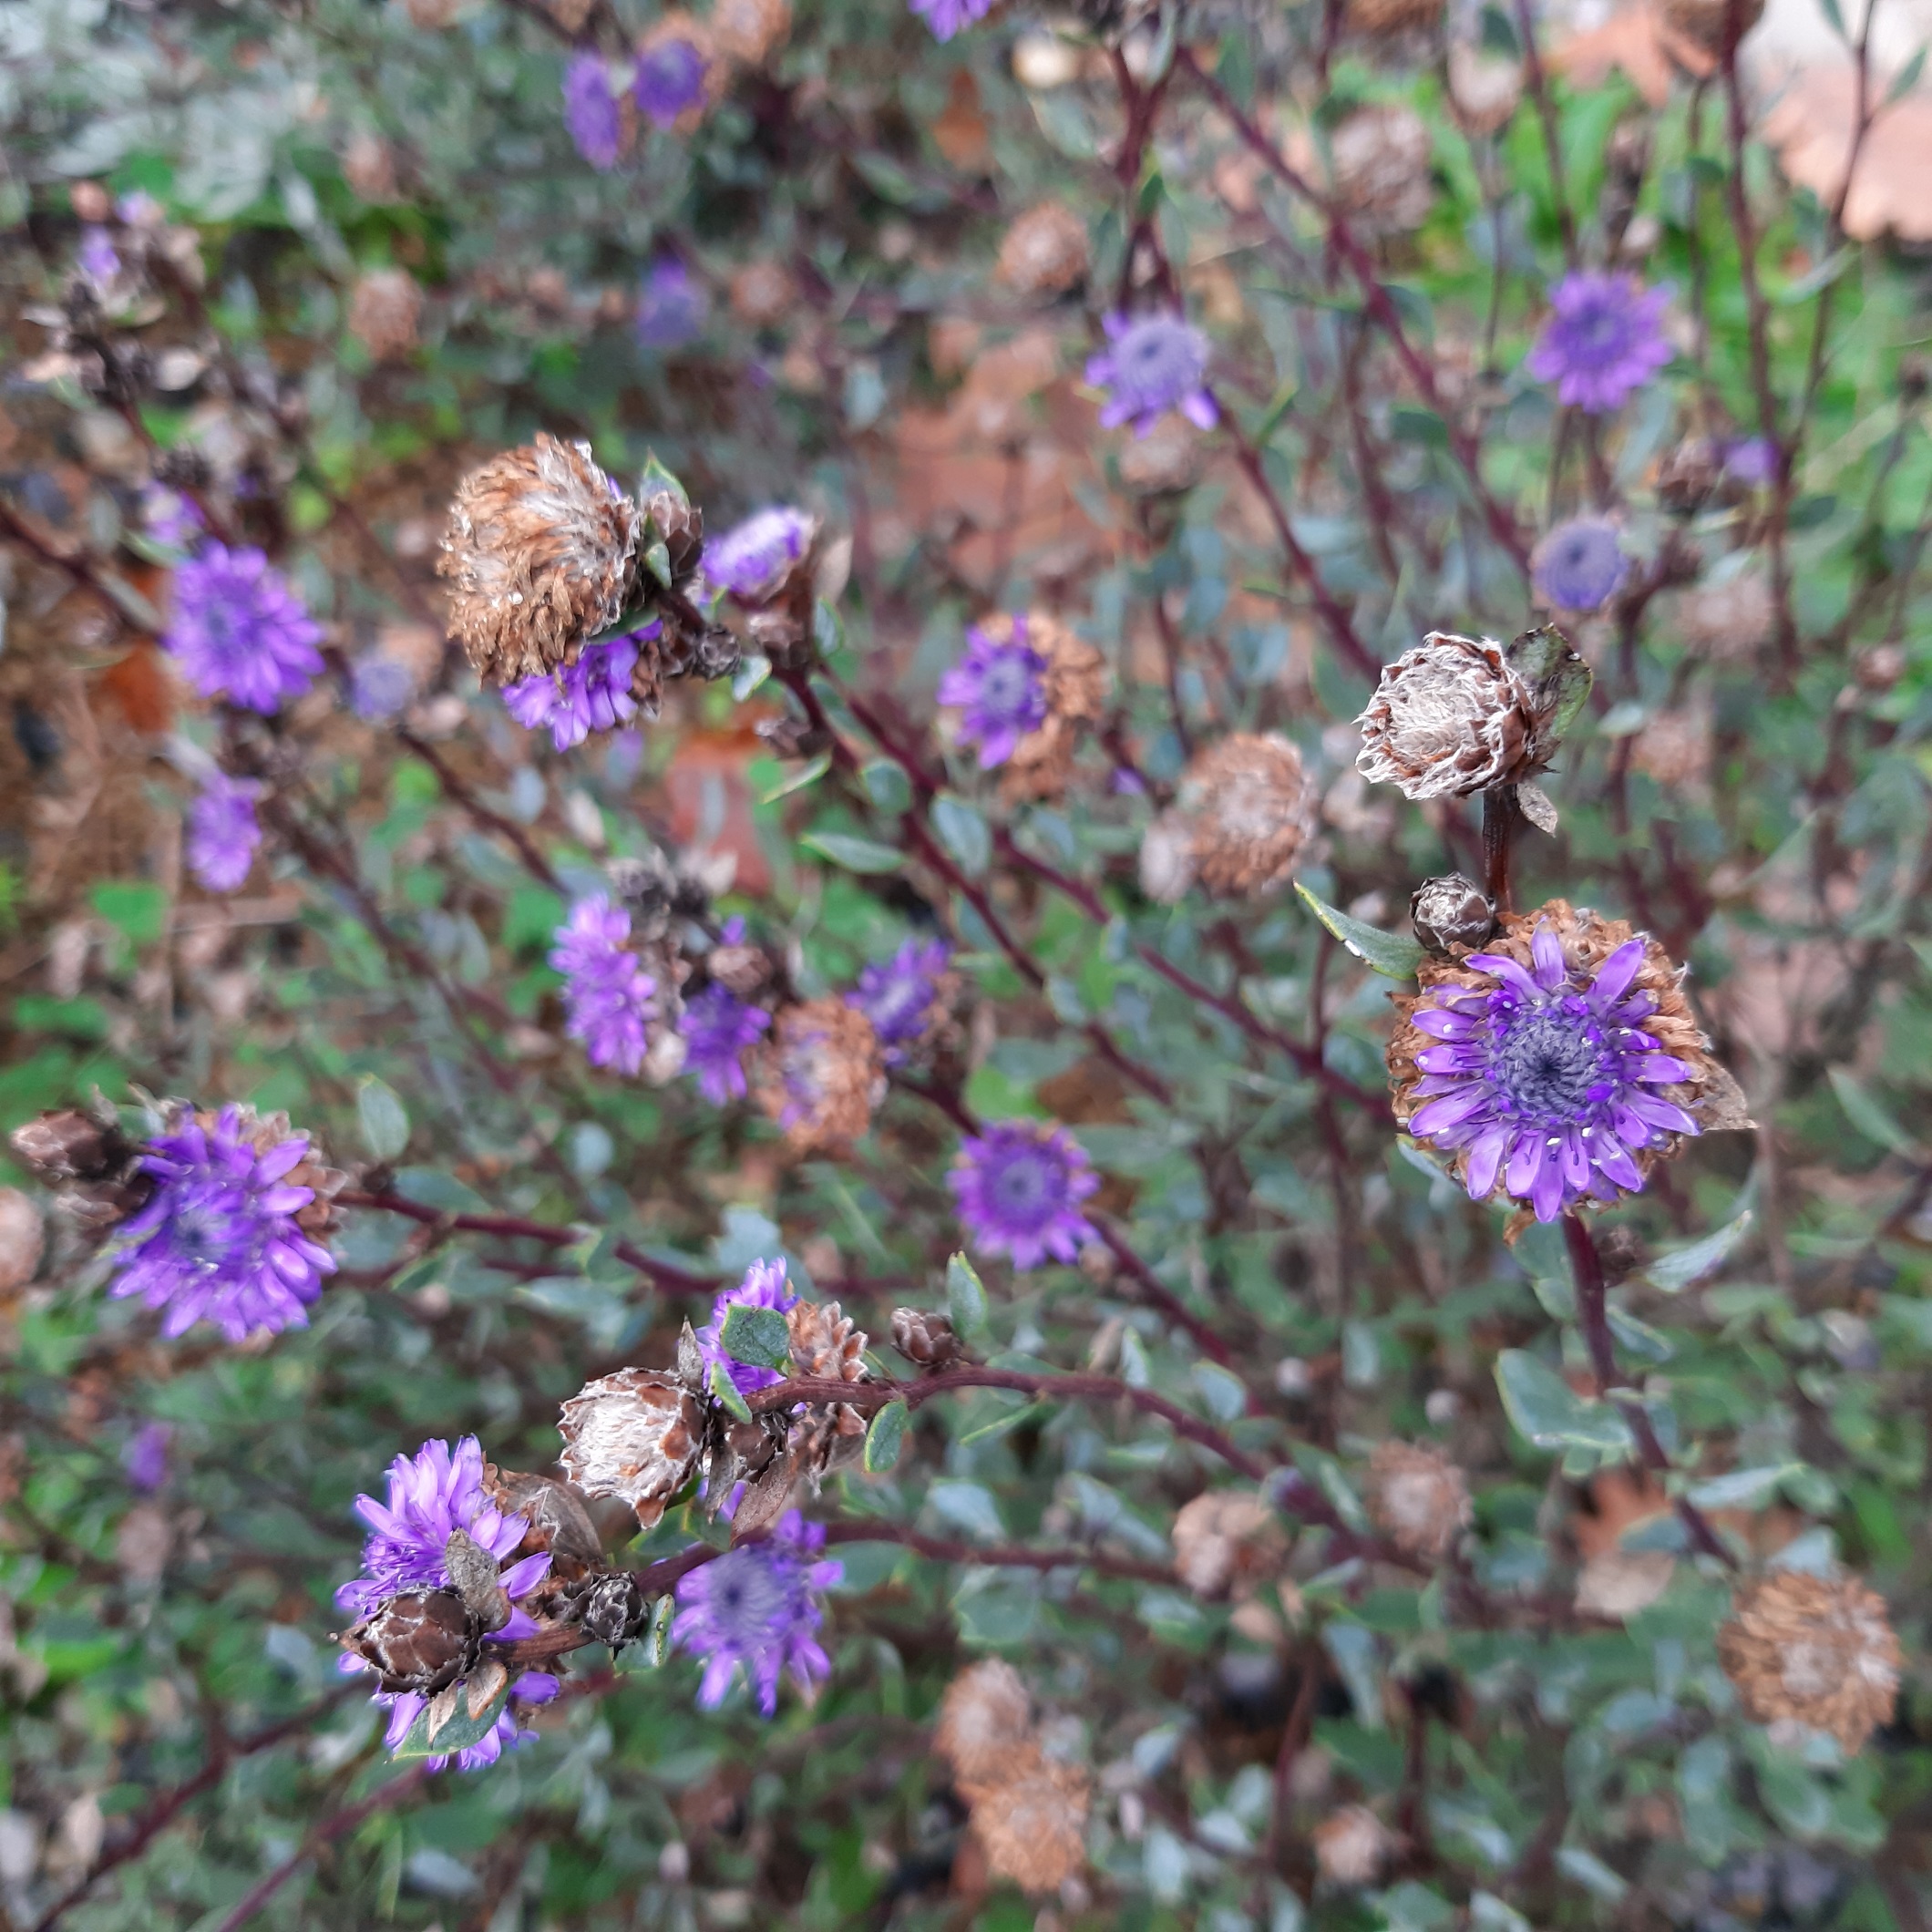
[559,1367,704,1529]
[1408,874,1495,955]
[343,1590,480,1694]
[573,1571,650,1649]
[890,1307,960,1370]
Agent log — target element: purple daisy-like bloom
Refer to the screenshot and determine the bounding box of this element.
[186,769,264,893]
[77,227,120,287]
[109,1105,336,1341]
[123,1422,172,1492]
[1725,435,1777,487]
[550,894,656,1076]
[634,35,708,128]
[681,983,771,1103]
[938,619,1049,770]
[637,257,709,351]
[350,653,415,722]
[1085,312,1218,438]
[695,1256,800,1396]
[163,543,325,714]
[848,938,950,1062]
[706,508,813,601]
[1403,926,1703,1223]
[1525,272,1672,415]
[1531,518,1628,612]
[673,1510,841,1716]
[949,1118,1100,1270]
[563,52,622,170]
[502,631,649,750]
[909,0,995,39]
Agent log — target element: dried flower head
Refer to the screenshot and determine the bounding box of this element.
[1330,105,1436,235]
[1368,1441,1472,1562]
[1446,40,1523,132]
[1526,272,1672,415]
[1138,810,1197,905]
[1117,416,1205,495]
[1312,1804,1393,1886]
[1177,732,1315,898]
[992,611,1111,802]
[890,1306,960,1370]
[343,131,398,201]
[1657,0,1764,56]
[729,261,795,328]
[1678,573,1773,660]
[438,434,642,686]
[633,14,718,129]
[1629,704,1711,792]
[935,1658,1033,1781]
[1356,629,1584,801]
[1388,900,1732,1222]
[786,1298,869,1478]
[0,1188,45,1295]
[1719,1570,1900,1752]
[1345,0,1440,32]
[712,0,791,63]
[960,1749,1091,1895]
[559,1367,704,1528]
[996,201,1091,298]
[1410,874,1496,955]
[1086,311,1217,438]
[346,268,423,362]
[1171,1489,1287,1599]
[754,1000,886,1155]
[11,1106,150,1232]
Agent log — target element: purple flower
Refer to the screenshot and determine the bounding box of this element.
[848,938,950,1062]
[949,1119,1100,1270]
[1525,272,1672,415]
[634,34,709,128]
[563,53,622,170]
[938,619,1048,770]
[1085,312,1218,438]
[1726,436,1777,487]
[550,895,656,1076]
[705,509,813,601]
[163,544,325,714]
[909,0,995,39]
[695,1257,799,1396]
[351,653,415,721]
[681,983,770,1103]
[503,632,647,750]
[637,257,709,352]
[1531,518,1628,612]
[186,769,264,892]
[122,1423,172,1492]
[139,484,205,551]
[673,1511,841,1715]
[1403,926,1702,1223]
[77,227,119,287]
[110,1105,336,1342]
[372,1670,560,1773]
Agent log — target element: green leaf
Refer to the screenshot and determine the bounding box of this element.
[355,1075,410,1163]
[1293,881,1425,979]
[863,1399,908,1473]
[1686,1464,1796,1510]
[389,1675,514,1759]
[719,1302,791,1372]
[1886,45,1927,105]
[931,795,991,877]
[1505,625,1594,739]
[733,653,772,701]
[859,759,911,813]
[1642,1210,1752,1293]
[1827,1067,1917,1156]
[760,752,831,804]
[638,452,688,508]
[89,879,169,948]
[709,1360,753,1423]
[642,540,672,588]
[1494,1350,1632,1453]
[946,1251,989,1337]
[800,831,903,874]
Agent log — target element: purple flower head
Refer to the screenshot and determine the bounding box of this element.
[673,1511,841,1716]
[1525,272,1672,415]
[110,1105,336,1342]
[1403,926,1702,1223]
[706,508,814,602]
[681,983,771,1103]
[351,653,415,722]
[502,630,650,750]
[372,1670,560,1773]
[163,544,324,714]
[1725,436,1777,488]
[938,618,1049,770]
[77,227,120,287]
[696,1257,799,1396]
[637,257,709,352]
[563,53,622,170]
[1085,312,1218,438]
[949,1118,1100,1270]
[139,484,205,551]
[1531,518,1628,612]
[550,894,656,1076]
[335,1434,553,1619]
[909,0,995,39]
[123,1422,172,1492]
[848,938,951,1063]
[187,769,264,893]
[634,35,709,128]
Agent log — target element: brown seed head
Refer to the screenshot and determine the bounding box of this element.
[960,1747,1091,1895]
[1176,733,1314,899]
[1445,41,1523,133]
[1171,1489,1288,1599]
[346,268,423,362]
[1344,0,1441,33]
[1312,1804,1393,1886]
[343,1589,480,1694]
[1657,0,1765,56]
[1367,1441,1472,1563]
[890,1307,960,1370]
[753,1000,886,1156]
[559,1367,704,1529]
[1117,416,1205,495]
[936,1658,1033,1781]
[1655,437,1728,516]
[730,261,795,328]
[1409,873,1496,955]
[786,1298,871,1477]
[1676,574,1773,661]
[0,1190,44,1296]
[995,201,1091,299]
[712,0,791,62]
[1718,1570,1900,1752]
[438,434,642,685]
[1330,105,1436,236]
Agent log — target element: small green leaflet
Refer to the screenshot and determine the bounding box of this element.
[1293,881,1426,979]
[733,653,773,701]
[719,1302,791,1372]
[1827,1068,1917,1156]
[932,795,991,877]
[389,1674,513,1759]
[946,1252,989,1338]
[1641,1209,1752,1293]
[760,752,831,805]
[1685,1464,1795,1510]
[709,1360,753,1423]
[800,831,902,874]
[1494,1349,1632,1453]
[864,1400,909,1472]
[355,1075,410,1162]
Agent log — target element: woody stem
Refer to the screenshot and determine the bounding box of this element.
[1483,785,1519,912]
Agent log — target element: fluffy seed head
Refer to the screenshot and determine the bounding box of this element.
[438,434,642,685]
[1330,105,1436,235]
[1719,1571,1900,1752]
[1171,1490,1287,1599]
[996,202,1090,298]
[1175,733,1314,899]
[1313,1804,1393,1886]
[1368,1441,1472,1562]
[754,1000,886,1155]
[960,1749,1091,1895]
[559,1367,704,1529]
[935,1658,1033,1782]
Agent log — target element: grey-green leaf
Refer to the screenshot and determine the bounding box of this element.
[719,1302,791,1372]
[389,1673,513,1759]
[1293,881,1426,979]
[946,1251,989,1338]
[932,794,991,877]
[1641,1210,1752,1293]
[1495,1349,1632,1453]
[863,1399,909,1473]
[356,1075,410,1163]
[708,1359,754,1423]
[1827,1067,1917,1156]
[800,831,903,874]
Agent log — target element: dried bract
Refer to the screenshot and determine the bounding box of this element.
[786,1298,869,1481]
[1171,1489,1287,1599]
[712,0,790,62]
[1719,1571,1900,1752]
[1330,105,1436,235]
[343,1589,480,1694]
[559,1368,704,1529]
[889,1307,959,1370]
[960,1748,1091,1895]
[1368,1441,1472,1563]
[10,1106,150,1232]
[935,1658,1033,1781]
[572,1571,650,1649]
[995,201,1091,298]
[753,1001,886,1156]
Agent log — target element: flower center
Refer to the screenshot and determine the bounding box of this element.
[989,1150,1057,1225]
[1486,996,1614,1126]
[978,654,1038,719]
[709,1549,792,1642]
